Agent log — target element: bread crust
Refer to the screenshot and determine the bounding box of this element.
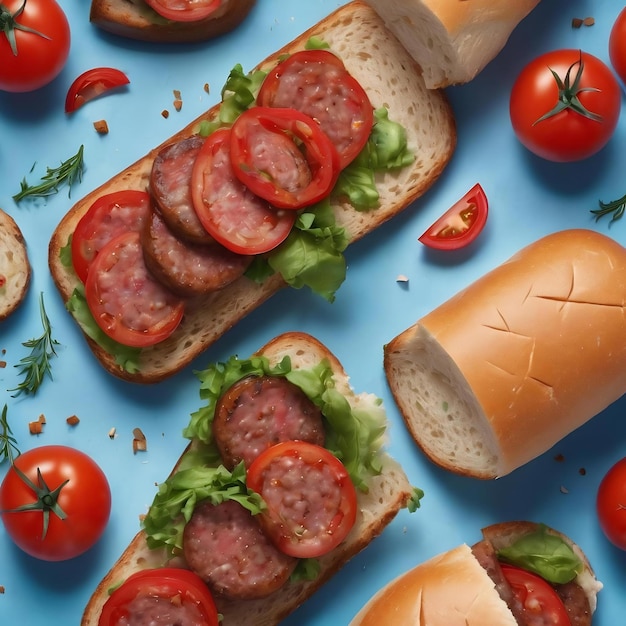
[362,0,541,88]
[384,229,626,478]
[0,208,31,322]
[49,0,456,384]
[89,0,257,43]
[80,331,414,625]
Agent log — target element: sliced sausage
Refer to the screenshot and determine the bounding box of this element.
[183,499,297,600]
[213,375,325,469]
[556,581,592,626]
[141,208,251,298]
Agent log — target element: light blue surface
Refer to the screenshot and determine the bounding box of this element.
[1,1,626,624]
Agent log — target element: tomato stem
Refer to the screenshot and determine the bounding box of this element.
[0,0,51,56]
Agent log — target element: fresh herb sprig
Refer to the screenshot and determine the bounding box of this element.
[13,145,85,202]
[0,404,20,464]
[9,293,60,397]
[592,191,626,225]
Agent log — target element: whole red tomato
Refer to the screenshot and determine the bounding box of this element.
[597,457,626,550]
[0,0,71,93]
[0,445,111,561]
[510,49,621,162]
[609,7,626,86]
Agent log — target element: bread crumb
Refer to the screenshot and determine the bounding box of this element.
[161,110,169,119]
[560,485,569,494]
[554,453,565,462]
[133,427,147,453]
[572,16,594,28]
[173,99,183,112]
[93,120,109,134]
[173,89,181,100]
[66,415,80,427]
[28,414,46,435]
[0,585,4,594]
[203,83,210,94]
[396,274,409,283]
[108,427,117,439]
[579,467,587,476]
[0,361,6,369]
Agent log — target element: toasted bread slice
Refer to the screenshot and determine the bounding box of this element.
[0,208,31,322]
[81,331,414,625]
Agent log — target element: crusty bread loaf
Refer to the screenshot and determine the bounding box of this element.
[362,0,541,88]
[89,0,257,43]
[384,229,626,478]
[49,0,456,384]
[350,521,601,625]
[81,331,414,626]
[0,208,31,321]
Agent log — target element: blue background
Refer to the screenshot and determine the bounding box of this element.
[1,1,625,624]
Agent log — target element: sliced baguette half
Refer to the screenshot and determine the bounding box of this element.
[81,331,414,625]
[0,208,31,322]
[49,0,456,384]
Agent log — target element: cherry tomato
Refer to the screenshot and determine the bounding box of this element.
[510,49,621,162]
[65,67,130,113]
[0,445,111,561]
[596,457,626,550]
[0,0,70,93]
[257,49,373,169]
[85,231,185,348]
[191,127,296,255]
[609,8,626,86]
[246,441,357,558]
[99,568,219,626]
[71,190,152,283]
[230,107,341,209]
[500,564,570,626]
[418,183,488,250]
[144,0,221,22]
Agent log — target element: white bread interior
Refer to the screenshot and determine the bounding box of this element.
[81,331,414,626]
[362,0,541,88]
[0,208,31,321]
[49,0,456,384]
[384,229,626,478]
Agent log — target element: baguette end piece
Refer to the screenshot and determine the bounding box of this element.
[0,208,31,322]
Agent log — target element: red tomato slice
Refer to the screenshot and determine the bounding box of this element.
[418,183,488,251]
[65,67,129,113]
[500,564,571,626]
[191,127,296,255]
[144,0,221,22]
[230,106,340,209]
[246,441,357,559]
[71,190,152,283]
[98,568,219,626]
[257,49,373,169]
[85,231,184,347]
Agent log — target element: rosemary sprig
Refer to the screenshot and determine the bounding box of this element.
[9,293,60,397]
[13,144,85,202]
[0,404,20,464]
[591,192,626,226]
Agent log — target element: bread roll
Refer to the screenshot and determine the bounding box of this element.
[0,208,31,321]
[362,0,541,88]
[384,229,626,478]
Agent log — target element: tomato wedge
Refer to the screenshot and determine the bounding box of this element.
[500,564,571,626]
[65,67,129,113]
[246,441,357,559]
[144,0,221,22]
[418,183,488,250]
[71,190,151,283]
[191,127,296,255]
[85,231,184,347]
[230,106,341,209]
[98,568,219,626]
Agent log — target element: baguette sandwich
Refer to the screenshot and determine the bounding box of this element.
[49,0,456,384]
[82,331,416,625]
[363,0,542,89]
[384,228,626,479]
[0,208,31,321]
[89,0,257,43]
[350,520,602,625]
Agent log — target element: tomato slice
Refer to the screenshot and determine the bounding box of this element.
[98,568,219,626]
[257,49,373,169]
[246,441,357,559]
[85,231,184,347]
[65,67,130,113]
[71,190,152,283]
[500,564,571,626]
[144,0,221,22]
[191,127,296,255]
[418,183,488,250]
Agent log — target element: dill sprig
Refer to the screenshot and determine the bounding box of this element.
[591,192,626,226]
[9,293,60,397]
[0,404,20,464]
[13,145,85,202]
